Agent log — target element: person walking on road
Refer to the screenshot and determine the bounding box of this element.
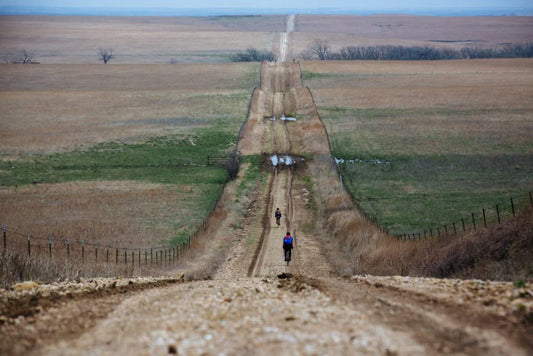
[283,231,293,265]
[275,208,282,227]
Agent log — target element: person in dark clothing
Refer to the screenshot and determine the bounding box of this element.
[274,208,282,227]
[283,231,293,264]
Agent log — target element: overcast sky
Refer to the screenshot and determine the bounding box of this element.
[2,0,532,9]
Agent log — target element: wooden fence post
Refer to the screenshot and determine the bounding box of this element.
[3,225,6,252]
[67,239,70,260]
[132,251,134,266]
[82,241,85,263]
[124,249,127,264]
[496,204,500,224]
[151,248,153,264]
[106,246,109,263]
[95,243,98,263]
[472,213,476,230]
[529,191,532,206]
[453,222,457,236]
[116,248,119,264]
[48,236,52,259]
[511,197,515,217]
[482,209,487,228]
[138,250,141,266]
[145,250,147,265]
[462,218,466,233]
[27,234,31,257]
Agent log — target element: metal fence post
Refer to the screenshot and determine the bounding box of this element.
[472,213,476,230]
[95,243,98,263]
[67,238,70,260]
[511,197,515,217]
[82,241,85,263]
[27,234,31,257]
[3,225,6,252]
[461,218,466,233]
[48,236,52,259]
[482,209,487,228]
[496,204,500,224]
[106,246,109,263]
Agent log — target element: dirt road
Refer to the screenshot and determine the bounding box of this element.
[1,16,532,356]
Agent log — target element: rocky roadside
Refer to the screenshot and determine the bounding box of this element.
[351,275,533,325]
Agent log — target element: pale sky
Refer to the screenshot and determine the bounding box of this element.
[2,0,532,9]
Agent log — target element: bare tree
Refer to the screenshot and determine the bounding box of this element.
[5,49,37,64]
[98,48,114,64]
[21,49,35,64]
[310,39,331,60]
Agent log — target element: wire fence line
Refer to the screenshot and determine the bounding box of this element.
[396,191,533,240]
[1,182,225,273]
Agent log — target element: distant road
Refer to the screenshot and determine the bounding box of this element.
[279,14,295,62]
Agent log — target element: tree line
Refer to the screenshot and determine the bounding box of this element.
[300,39,533,61]
[230,48,276,62]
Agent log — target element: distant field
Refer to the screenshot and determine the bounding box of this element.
[2,15,532,64]
[0,15,283,64]
[0,62,259,247]
[0,63,257,154]
[292,15,533,57]
[302,59,533,235]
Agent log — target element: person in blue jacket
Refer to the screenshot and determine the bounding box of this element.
[283,231,293,264]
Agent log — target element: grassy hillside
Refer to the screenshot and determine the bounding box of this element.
[0,63,259,249]
[303,59,533,235]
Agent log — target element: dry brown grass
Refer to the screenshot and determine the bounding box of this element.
[355,208,533,281]
[292,15,533,56]
[303,59,533,110]
[301,59,533,280]
[0,181,191,247]
[0,16,281,64]
[0,63,257,155]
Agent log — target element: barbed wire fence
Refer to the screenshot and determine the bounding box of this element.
[0,171,229,287]
[395,191,532,240]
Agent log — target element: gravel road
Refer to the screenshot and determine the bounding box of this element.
[1,15,531,355]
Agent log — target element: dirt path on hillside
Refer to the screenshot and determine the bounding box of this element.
[1,18,532,355]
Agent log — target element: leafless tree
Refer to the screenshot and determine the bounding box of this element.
[5,49,37,64]
[21,49,35,64]
[310,39,331,60]
[98,48,114,64]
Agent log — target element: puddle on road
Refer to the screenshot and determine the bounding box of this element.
[269,154,305,167]
[269,115,297,122]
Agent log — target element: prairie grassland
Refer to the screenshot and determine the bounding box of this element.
[0,63,258,155]
[302,59,533,235]
[291,15,533,57]
[0,15,281,64]
[0,62,258,284]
